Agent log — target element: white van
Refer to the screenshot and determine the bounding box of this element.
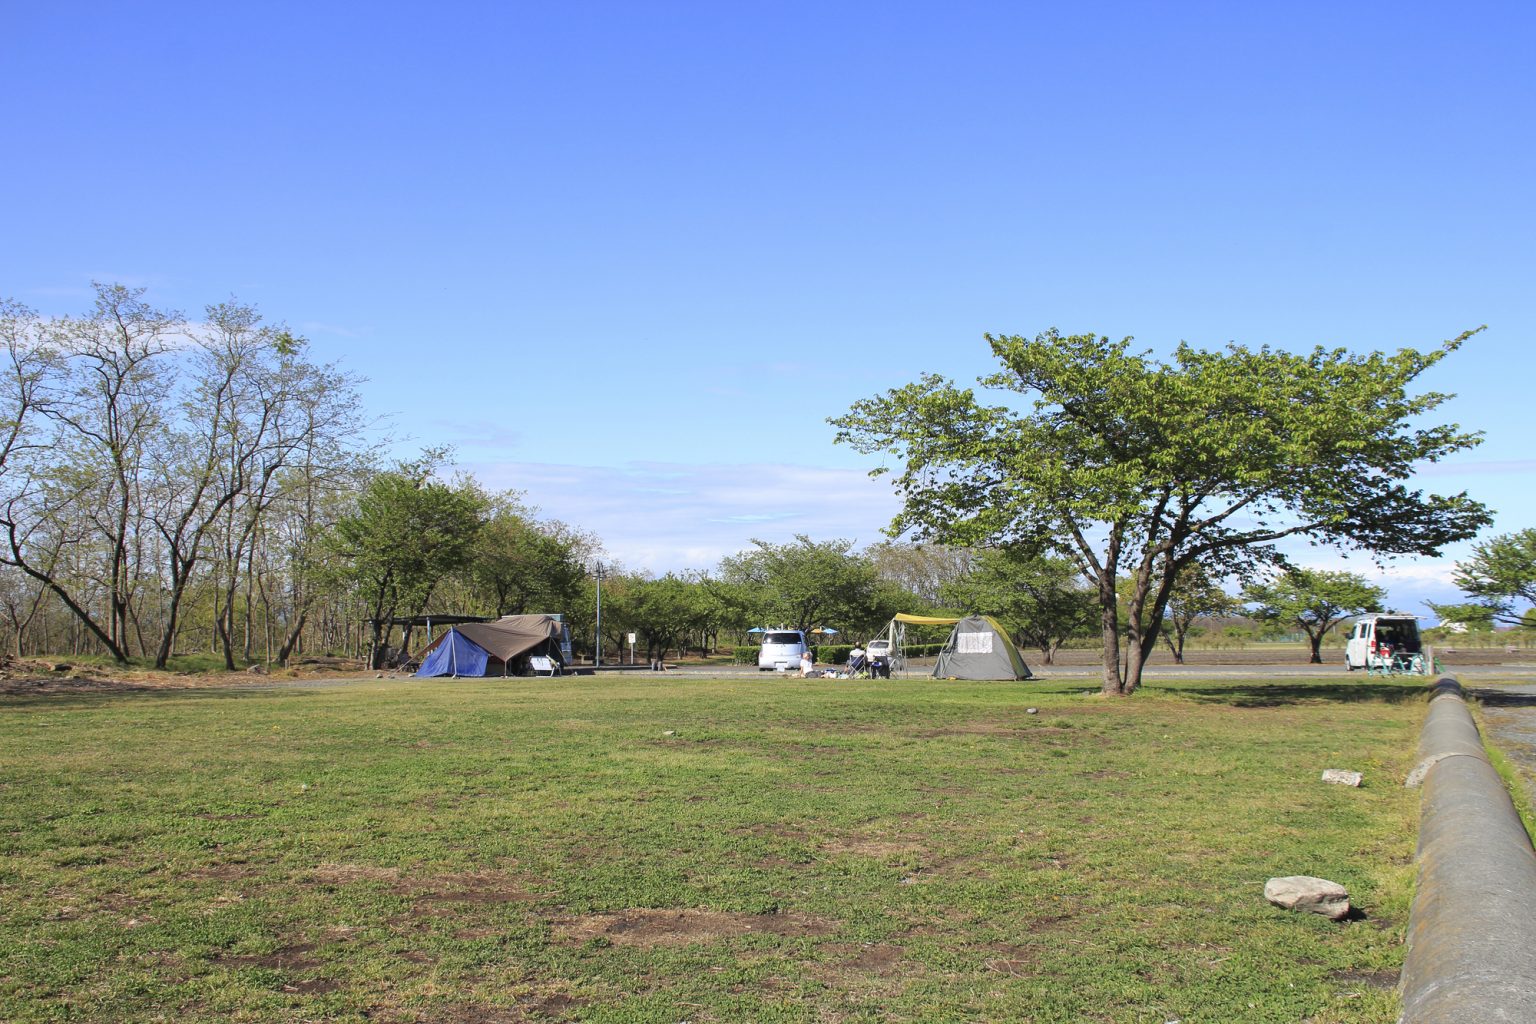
[757,629,808,671]
[1344,614,1425,673]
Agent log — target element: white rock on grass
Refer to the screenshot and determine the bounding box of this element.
[1264,875,1351,920]
[1321,768,1363,787]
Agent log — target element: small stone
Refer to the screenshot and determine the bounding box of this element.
[663,730,677,737]
[1026,708,1039,714]
[1264,875,1351,919]
[52,662,72,672]
[1321,768,1362,787]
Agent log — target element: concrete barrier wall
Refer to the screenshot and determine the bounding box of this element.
[1399,677,1536,1023]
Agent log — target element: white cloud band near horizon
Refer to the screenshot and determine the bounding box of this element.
[459,459,905,574]
[454,457,1504,616]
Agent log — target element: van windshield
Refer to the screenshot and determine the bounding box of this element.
[764,632,802,644]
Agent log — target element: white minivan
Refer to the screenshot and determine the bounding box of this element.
[757,629,808,671]
[1344,614,1426,673]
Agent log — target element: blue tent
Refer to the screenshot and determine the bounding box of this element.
[415,627,489,677]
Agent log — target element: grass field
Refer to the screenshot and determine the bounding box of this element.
[0,675,1430,1023]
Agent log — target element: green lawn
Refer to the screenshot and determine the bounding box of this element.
[0,675,1428,1023]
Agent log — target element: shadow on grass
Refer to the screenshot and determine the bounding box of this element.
[1469,687,1536,709]
[0,681,326,710]
[1159,681,1429,708]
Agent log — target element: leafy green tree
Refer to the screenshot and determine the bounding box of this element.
[1520,608,1536,640]
[625,574,712,662]
[467,491,588,617]
[833,329,1489,694]
[865,541,976,605]
[717,535,882,635]
[1243,568,1386,664]
[1156,562,1237,664]
[1424,601,1497,635]
[1453,528,1536,626]
[327,454,487,667]
[940,550,1096,664]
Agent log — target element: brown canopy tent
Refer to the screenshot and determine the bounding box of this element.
[415,614,567,677]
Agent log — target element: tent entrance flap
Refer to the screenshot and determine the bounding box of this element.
[415,627,490,677]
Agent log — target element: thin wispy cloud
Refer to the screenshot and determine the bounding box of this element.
[456,458,902,573]
[710,512,803,524]
[426,420,525,453]
[1264,552,1467,616]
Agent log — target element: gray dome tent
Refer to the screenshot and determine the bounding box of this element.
[932,615,1033,680]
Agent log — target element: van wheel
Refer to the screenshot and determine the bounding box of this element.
[1345,660,1356,672]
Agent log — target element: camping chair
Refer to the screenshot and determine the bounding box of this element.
[528,655,560,677]
[846,652,871,678]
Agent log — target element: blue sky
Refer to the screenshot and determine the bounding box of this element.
[4,1,1532,612]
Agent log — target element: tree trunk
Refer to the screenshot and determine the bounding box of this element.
[1162,629,1186,665]
[1098,573,1124,695]
[276,609,309,667]
[1123,638,1147,695]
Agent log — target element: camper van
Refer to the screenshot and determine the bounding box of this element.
[1344,614,1425,673]
[757,629,808,671]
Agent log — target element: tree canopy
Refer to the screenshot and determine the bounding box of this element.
[717,535,888,636]
[1153,560,1237,665]
[326,455,486,666]
[1452,528,1536,627]
[1243,567,1386,664]
[832,329,1490,693]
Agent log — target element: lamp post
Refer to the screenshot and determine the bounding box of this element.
[593,562,607,668]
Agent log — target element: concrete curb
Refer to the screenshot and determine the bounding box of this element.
[1399,677,1536,1023]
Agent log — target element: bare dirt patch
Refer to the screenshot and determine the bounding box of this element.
[311,863,402,885]
[216,942,320,971]
[822,836,921,859]
[0,654,376,697]
[983,942,1040,976]
[395,871,543,905]
[185,862,260,882]
[911,721,1031,739]
[401,1007,530,1024]
[280,978,342,995]
[552,908,834,947]
[818,942,907,976]
[526,992,585,1018]
[194,811,263,820]
[732,822,812,842]
[0,675,161,697]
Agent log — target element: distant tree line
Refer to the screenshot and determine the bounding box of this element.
[2,291,1528,670]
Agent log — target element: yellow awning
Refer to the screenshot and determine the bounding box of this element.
[891,613,962,625]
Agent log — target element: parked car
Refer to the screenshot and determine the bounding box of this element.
[1344,614,1426,672]
[758,630,808,671]
[865,638,893,677]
